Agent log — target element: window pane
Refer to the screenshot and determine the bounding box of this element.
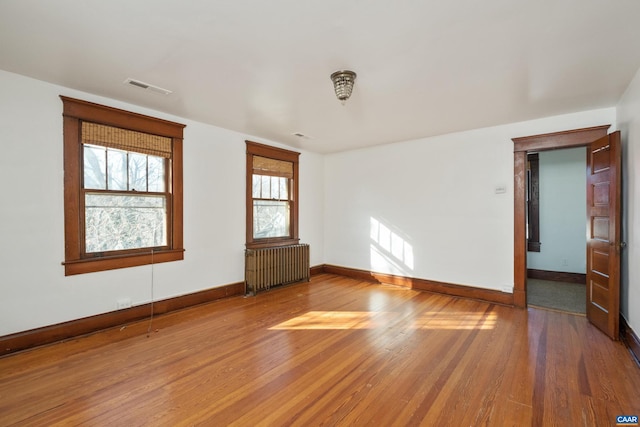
[85,193,167,253]
[147,155,165,192]
[107,149,127,191]
[260,175,271,199]
[83,145,106,190]
[279,177,289,200]
[270,176,280,199]
[128,153,148,191]
[253,200,290,238]
[252,175,261,198]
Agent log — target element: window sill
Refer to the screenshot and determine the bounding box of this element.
[246,238,300,250]
[63,249,184,276]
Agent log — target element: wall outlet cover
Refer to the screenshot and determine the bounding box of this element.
[116,298,132,310]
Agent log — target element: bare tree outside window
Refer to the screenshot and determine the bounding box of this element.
[82,144,168,253]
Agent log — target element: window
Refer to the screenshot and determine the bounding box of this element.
[527,153,541,252]
[246,141,299,248]
[61,96,185,275]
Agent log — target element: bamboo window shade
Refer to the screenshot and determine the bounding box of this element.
[252,156,293,178]
[81,122,172,158]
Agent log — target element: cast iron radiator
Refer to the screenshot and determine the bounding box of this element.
[245,244,310,295]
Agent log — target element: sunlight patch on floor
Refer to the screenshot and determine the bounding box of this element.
[411,311,497,330]
[269,310,496,330]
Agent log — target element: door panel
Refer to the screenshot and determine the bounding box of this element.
[586,131,621,340]
[590,250,609,276]
[592,182,609,205]
[590,281,609,307]
[591,216,610,240]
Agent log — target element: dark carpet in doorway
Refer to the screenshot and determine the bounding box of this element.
[527,279,586,314]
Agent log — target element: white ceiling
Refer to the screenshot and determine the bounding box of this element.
[2,0,640,153]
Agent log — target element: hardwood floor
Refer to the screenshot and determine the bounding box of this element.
[1,274,639,426]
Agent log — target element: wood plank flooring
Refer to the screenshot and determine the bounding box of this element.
[1,274,639,426]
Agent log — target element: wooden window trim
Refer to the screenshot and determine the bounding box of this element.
[527,153,541,252]
[246,141,300,249]
[61,96,185,275]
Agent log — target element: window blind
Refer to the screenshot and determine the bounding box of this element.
[81,122,172,158]
[253,156,293,178]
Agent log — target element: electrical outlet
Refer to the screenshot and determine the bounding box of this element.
[116,298,132,310]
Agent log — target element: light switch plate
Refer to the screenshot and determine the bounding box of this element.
[495,185,507,194]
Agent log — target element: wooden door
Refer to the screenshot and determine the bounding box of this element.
[586,131,622,340]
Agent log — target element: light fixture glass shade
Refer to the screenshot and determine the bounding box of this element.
[330,70,357,103]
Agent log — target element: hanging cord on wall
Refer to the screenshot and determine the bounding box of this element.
[146,248,155,338]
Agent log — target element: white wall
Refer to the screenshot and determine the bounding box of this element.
[0,65,628,338]
[616,66,640,335]
[325,108,615,292]
[0,70,324,336]
[527,148,586,274]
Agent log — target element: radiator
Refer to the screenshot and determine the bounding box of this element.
[245,244,310,295]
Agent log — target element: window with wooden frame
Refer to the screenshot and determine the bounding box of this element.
[61,96,185,275]
[246,141,299,249]
[527,153,541,252]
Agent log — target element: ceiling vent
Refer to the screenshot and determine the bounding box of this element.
[124,78,172,95]
[293,132,311,139]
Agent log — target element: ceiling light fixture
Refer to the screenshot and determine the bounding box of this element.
[330,70,357,104]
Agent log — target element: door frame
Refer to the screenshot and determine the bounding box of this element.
[511,125,611,308]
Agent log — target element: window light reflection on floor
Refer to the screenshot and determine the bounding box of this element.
[269,311,497,331]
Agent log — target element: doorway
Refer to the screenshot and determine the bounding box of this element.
[525,147,587,314]
[511,125,610,308]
